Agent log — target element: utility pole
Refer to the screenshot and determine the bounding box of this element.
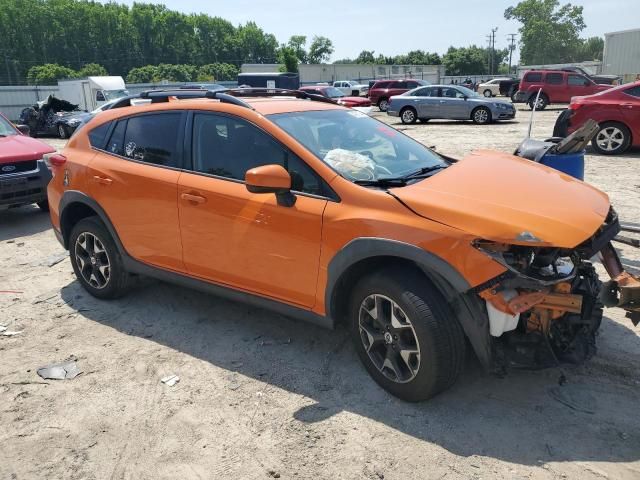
[508,33,517,75]
[490,27,498,75]
[4,54,12,85]
[486,35,492,75]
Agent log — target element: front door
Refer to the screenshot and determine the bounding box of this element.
[177,112,329,308]
[439,87,471,119]
[87,111,186,272]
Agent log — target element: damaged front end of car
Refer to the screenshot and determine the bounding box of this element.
[472,208,640,370]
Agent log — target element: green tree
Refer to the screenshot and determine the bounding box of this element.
[505,0,586,64]
[287,35,308,63]
[78,63,108,77]
[153,64,197,82]
[578,36,604,61]
[277,47,299,73]
[197,63,239,81]
[395,50,441,65]
[26,63,78,85]
[443,46,490,76]
[126,65,159,83]
[308,36,334,64]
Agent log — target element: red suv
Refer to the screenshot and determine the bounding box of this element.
[514,70,611,110]
[369,79,429,111]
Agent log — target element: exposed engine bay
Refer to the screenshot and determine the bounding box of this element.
[474,208,640,370]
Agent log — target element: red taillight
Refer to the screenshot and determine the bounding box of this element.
[44,153,67,167]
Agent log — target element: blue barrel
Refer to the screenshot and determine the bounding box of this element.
[540,150,585,180]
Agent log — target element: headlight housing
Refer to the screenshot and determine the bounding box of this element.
[473,240,576,285]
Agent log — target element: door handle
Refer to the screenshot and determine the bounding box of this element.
[622,104,634,109]
[92,175,112,185]
[181,193,206,204]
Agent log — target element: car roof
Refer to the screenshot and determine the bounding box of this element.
[86,96,343,124]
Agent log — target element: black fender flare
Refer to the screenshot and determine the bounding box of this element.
[59,190,126,255]
[325,237,493,369]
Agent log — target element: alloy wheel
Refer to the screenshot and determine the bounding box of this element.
[358,294,421,383]
[483,90,492,97]
[474,108,489,123]
[401,109,416,124]
[595,127,625,152]
[58,124,67,139]
[379,99,389,111]
[75,232,111,289]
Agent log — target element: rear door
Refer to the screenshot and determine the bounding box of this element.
[566,74,594,102]
[544,72,565,102]
[411,87,440,117]
[87,111,186,272]
[177,111,329,307]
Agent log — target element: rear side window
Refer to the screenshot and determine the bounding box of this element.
[568,74,587,86]
[88,122,111,149]
[406,81,420,89]
[122,113,183,167]
[374,82,390,89]
[545,73,563,84]
[524,72,543,82]
[624,86,640,98]
[106,120,127,156]
[394,81,408,89]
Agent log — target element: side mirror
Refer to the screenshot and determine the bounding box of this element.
[245,164,296,207]
[16,124,30,135]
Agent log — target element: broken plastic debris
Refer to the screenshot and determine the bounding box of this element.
[1,330,23,336]
[161,374,180,386]
[37,357,82,380]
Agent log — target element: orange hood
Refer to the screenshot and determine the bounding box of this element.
[390,150,610,248]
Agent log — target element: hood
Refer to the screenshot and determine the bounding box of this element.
[0,134,56,164]
[59,111,91,124]
[390,150,610,248]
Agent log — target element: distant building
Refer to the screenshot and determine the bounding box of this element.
[603,28,640,82]
[241,63,444,85]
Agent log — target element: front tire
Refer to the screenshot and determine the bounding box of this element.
[37,200,49,212]
[400,107,417,124]
[69,216,130,299]
[472,106,492,124]
[483,89,492,97]
[378,98,389,112]
[528,93,548,110]
[591,122,631,155]
[349,268,465,402]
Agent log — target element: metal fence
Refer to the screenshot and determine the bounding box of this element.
[0,81,238,121]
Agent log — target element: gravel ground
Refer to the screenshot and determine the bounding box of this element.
[1,104,639,480]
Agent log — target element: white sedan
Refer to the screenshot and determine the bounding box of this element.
[477,78,512,97]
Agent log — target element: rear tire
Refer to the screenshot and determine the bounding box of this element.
[400,107,417,124]
[483,89,492,97]
[69,216,130,299]
[591,122,631,155]
[378,98,389,112]
[349,267,465,402]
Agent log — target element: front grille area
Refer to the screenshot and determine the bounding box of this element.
[0,160,38,175]
[0,187,43,201]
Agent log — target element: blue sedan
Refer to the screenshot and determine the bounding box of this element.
[387,85,516,125]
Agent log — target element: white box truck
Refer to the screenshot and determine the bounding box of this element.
[57,76,128,112]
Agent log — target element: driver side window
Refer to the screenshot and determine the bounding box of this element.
[191,113,326,196]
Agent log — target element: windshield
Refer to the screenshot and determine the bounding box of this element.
[103,89,129,101]
[269,110,446,182]
[0,115,18,136]
[324,87,346,98]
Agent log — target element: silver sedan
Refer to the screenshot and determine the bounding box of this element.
[387,85,516,125]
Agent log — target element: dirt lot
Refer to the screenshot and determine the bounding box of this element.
[1,105,639,480]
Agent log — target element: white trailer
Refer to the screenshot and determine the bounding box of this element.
[57,76,128,111]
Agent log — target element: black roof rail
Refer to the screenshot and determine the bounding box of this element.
[121,87,336,111]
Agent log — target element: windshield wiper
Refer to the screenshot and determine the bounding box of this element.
[354,178,407,187]
[400,164,448,180]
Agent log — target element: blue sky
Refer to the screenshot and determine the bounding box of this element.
[113,0,639,62]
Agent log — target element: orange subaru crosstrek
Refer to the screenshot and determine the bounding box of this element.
[46,88,639,401]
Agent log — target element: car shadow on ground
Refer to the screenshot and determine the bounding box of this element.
[0,205,52,242]
[585,145,640,158]
[59,277,640,467]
